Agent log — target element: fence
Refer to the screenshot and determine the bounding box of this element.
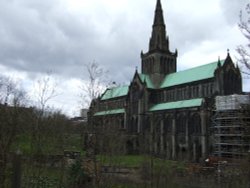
[7,153,69,188]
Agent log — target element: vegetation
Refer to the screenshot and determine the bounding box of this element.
[0,74,86,188]
[79,61,109,108]
[98,154,182,169]
[237,3,250,75]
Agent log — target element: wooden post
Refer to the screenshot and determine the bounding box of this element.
[12,150,21,188]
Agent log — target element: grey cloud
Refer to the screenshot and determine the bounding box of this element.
[0,0,153,85]
[0,0,104,79]
[0,0,248,116]
[164,0,247,60]
[0,0,248,86]
[219,0,249,25]
[0,0,148,85]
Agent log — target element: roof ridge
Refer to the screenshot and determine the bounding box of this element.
[170,59,225,75]
[101,85,129,100]
[160,59,226,88]
[108,85,129,90]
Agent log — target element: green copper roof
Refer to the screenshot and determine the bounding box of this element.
[160,60,224,88]
[149,98,203,112]
[101,86,129,100]
[139,74,154,89]
[94,108,125,116]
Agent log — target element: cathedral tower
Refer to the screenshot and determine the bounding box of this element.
[141,0,177,87]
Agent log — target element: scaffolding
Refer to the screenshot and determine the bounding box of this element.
[212,95,250,158]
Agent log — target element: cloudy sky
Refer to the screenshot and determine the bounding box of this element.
[0,0,249,116]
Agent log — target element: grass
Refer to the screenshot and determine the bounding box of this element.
[97,154,185,170]
[12,134,33,154]
[11,133,85,155]
[22,163,63,178]
[21,162,67,188]
[98,155,147,167]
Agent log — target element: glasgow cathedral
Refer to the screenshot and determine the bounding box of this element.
[88,0,243,162]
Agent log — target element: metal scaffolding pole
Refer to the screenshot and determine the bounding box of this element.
[211,95,250,159]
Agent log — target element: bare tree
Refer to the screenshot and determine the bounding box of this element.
[32,72,59,113]
[237,3,250,75]
[0,76,28,188]
[30,72,60,155]
[80,61,109,108]
[0,76,27,106]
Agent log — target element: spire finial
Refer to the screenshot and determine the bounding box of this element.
[227,49,230,56]
[217,56,221,67]
[156,0,162,10]
[148,0,169,52]
[153,0,164,26]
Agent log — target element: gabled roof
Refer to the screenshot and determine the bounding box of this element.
[101,86,129,100]
[160,60,225,88]
[94,108,125,116]
[100,60,225,100]
[149,98,203,112]
[139,73,155,89]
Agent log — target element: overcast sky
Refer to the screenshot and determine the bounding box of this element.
[0,0,249,116]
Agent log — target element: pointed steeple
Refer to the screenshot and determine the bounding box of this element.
[153,0,165,26]
[141,0,177,87]
[217,56,221,67]
[225,49,233,64]
[149,0,169,52]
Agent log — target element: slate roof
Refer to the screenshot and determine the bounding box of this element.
[94,108,125,116]
[101,86,129,100]
[149,98,203,112]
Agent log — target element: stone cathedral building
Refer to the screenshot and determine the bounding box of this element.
[88,0,242,162]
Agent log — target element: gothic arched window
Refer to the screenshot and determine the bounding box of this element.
[188,113,201,135]
[177,114,186,134]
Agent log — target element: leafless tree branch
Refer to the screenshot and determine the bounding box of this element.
[237,3,250,75]
[33,72,59,113]
[80,61,109,108]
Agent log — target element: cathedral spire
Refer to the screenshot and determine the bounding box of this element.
[141,0,177,86]
[154,0,165,26]
[149,0,169,52]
